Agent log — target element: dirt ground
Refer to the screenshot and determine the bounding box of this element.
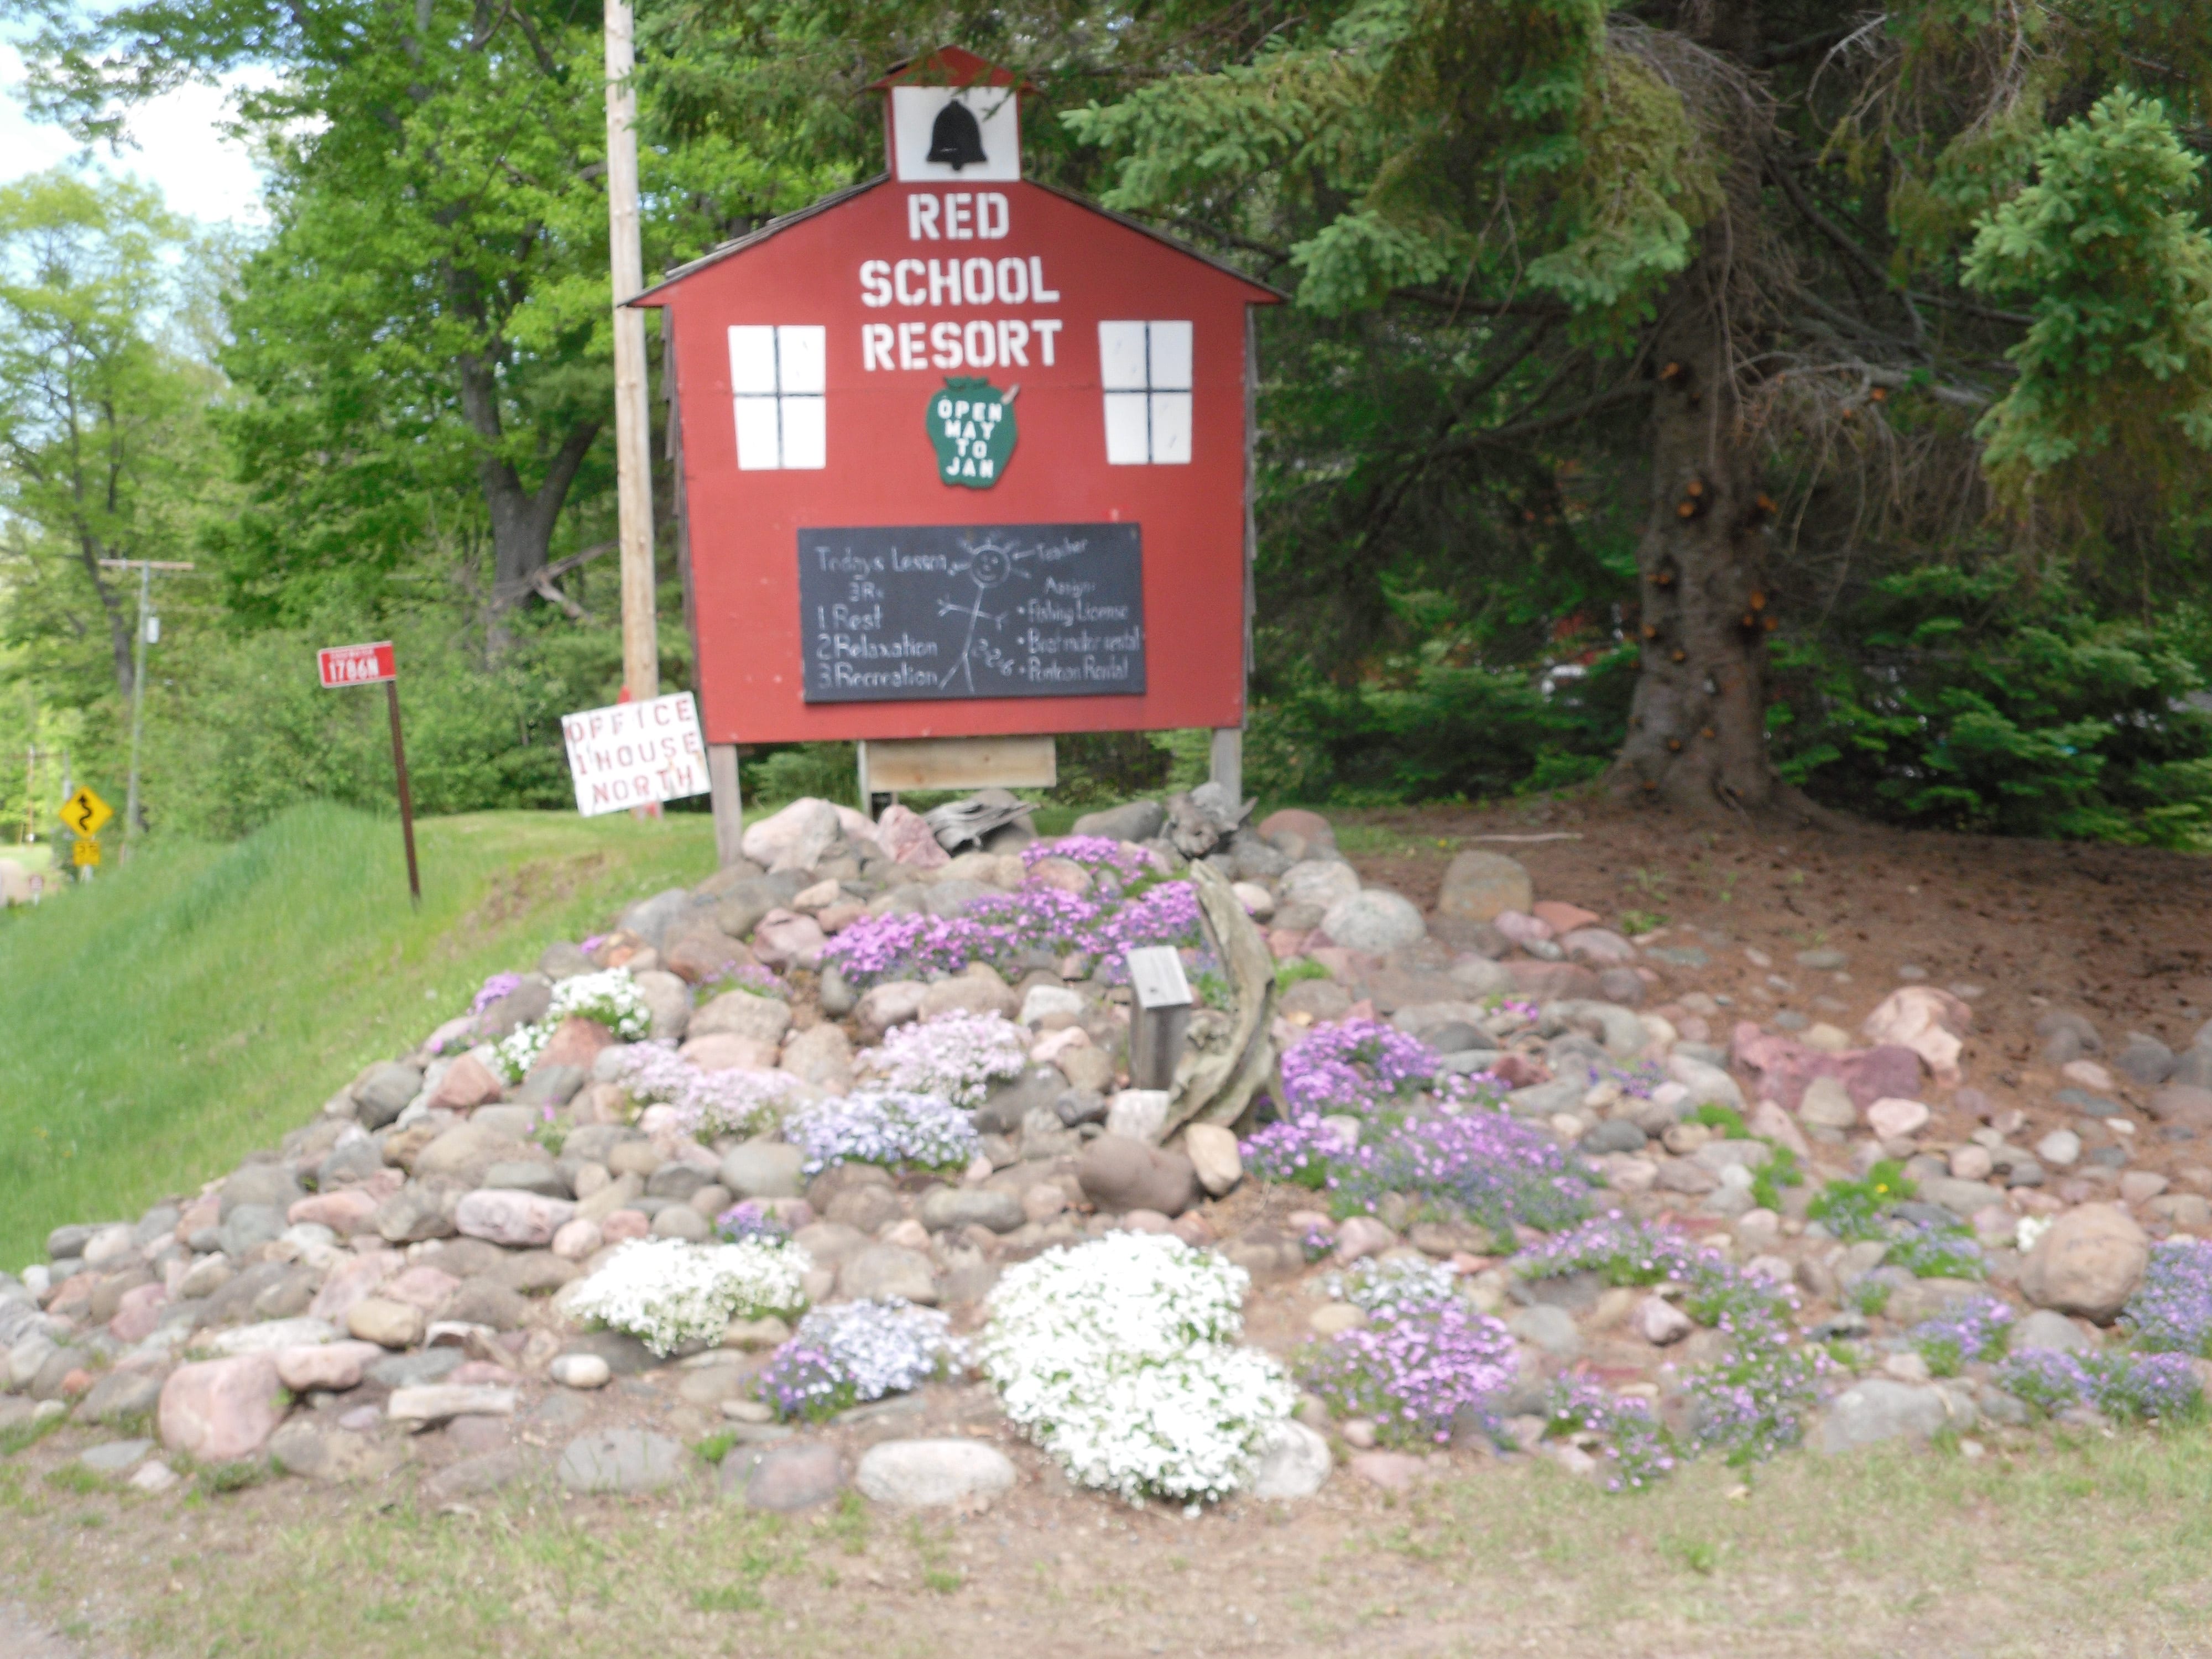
[11,795,2212,1659]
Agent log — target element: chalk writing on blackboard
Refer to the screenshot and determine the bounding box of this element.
[797,523,1145,703]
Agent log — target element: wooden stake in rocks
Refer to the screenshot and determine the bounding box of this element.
[316,641,420,906]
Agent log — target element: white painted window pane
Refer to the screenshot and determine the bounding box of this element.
[1103,392,1150,464]
[1098,321,1149,390]
[734,397,781,469]
[1147,321,1193,390]
[777,326,827,394]
[729,326,778,395]
[780,395,826,469]
[1150,392,1192,463]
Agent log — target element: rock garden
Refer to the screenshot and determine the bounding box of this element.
[8,784,2212,1540]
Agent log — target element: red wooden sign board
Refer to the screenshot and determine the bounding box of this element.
[633,48,1279,749]
[317,640,397,688]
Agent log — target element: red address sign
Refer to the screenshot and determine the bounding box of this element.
[317,641,397,688]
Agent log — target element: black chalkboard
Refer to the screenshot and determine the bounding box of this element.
[797,523,1146,703]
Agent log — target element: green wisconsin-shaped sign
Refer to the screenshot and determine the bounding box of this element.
[927,377,1016,489]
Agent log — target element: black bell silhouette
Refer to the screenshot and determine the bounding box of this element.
[926,98,988,169]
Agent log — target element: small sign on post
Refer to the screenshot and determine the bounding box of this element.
[316,640,420,906]
[561,691,712,816]
[1124,945,1194,1091]
[71,839,101,869]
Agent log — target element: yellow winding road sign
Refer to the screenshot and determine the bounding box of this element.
[60,787,113,838]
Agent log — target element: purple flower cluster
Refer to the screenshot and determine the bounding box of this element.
[2122,1240,2212,1356]
[617,1042,798,1140]
[1021,835,1155,886]
[1542,1378,1679,1491]
[714,1202,789,1244]
[757,1298,962,1421]
[1997,1348,2204,1422]
[1331,1111,1596,1235]
[1515,1212,1823,1468]
[1908,1294,2015,1376]
[821,872,1204,988]
[1298,1296,1518,1446]
[469,972,523,1015]
[580,934,607,956]
[1280,1020,1448,1115]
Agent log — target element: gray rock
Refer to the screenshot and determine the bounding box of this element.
[924,879,997,917]
[719,1141,806,1199]
[1071,801,1165,843]
[727,1440,843,1511]
[513,1064,586,1107]
[222,1164,305,1218]
[46,1223,100,1262]
[558,1428,688,1494]
[713,877,789,940]
[540,941,594,979]
[353,1063,425,1129]
[2013,1308,2096,1354]
[2116,1035,2178,1087]
[1507,1304,1582,1358]
[1818,1380,1961,1454]
[974,1066,1068,1135]
[368,1348,465,1388]
[217,1204,286,1259]
[818,964,858,1018]
[77,1438,154,1474]
[1053,1089,1109,1128]
[483,1160,570,1198]
[319,1138,384,1187]
[374,1182,460,1244]
[1247,1419,1331,1500]
[1319,890,1426,956]
[478,978,552,1039]
[1795,948,1848,971]
[853,1438,1016,1507]
[1279,860,1360,914]
[132,1206,181,1250]
[646,1163,711,1201]
[917,1188,1025,1234]
[839,1246,939,1304]
[1581,1120,1648,1155]
[652,1205,712,1241]
[1076,1136,1201,1217]
[690,988,794,1046]
[79,1368,164,1426]
[619,888,697,950]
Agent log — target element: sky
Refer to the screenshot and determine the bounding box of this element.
[0,41,269,225]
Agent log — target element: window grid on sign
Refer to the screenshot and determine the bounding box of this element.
[1098,320,1193,465]
[729,325,826,469]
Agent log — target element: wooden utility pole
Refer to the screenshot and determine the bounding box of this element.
[606,0,658,706]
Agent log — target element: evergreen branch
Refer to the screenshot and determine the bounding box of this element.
[1439,382,1655,451]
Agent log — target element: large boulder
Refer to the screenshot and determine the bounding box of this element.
[158,1355,285,1463]
[2021,1203,2149,1324]
[1077,1136,1201,1217]
[1818,1380,1964,1454]
[875,802,952,869]
[1436,851,1533,924]
[854,1439,1016,1507]
[1279,860,1360,913]
[741,799,842,874]
[1319,890,1426,956]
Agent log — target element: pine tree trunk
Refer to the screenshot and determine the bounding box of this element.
[1610,272,1799,816]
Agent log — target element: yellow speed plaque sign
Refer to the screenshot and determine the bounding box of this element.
[61,786,113,838]
[71,839,101,867]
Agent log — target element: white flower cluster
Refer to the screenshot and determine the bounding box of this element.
[782,1090,982,1174]
[566,1236,811,1356]
[1327,1254,1459,1312]
[980,1233,1294,1504]
[860,1010,1029,1108]
[494,968,654,1081]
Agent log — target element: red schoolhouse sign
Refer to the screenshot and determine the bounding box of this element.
[633,48,1277,747]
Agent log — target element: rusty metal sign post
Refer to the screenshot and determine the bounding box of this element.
[316,641,421,907]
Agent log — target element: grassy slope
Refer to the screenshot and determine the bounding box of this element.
[0,803,716,1270]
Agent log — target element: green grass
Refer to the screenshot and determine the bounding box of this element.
[0,801,717,1270]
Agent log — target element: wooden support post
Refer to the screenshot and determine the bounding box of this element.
[1209,726,1243,805]
[606,0,656,705]
[708,743,744,868]
[1126,945,1194,1092]
[385,679,421,907]
[855,740,872,813]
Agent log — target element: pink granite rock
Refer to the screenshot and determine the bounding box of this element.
[159,1355,285,1462]
[427,1053,504,1111]
[455,1188,576,1248]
